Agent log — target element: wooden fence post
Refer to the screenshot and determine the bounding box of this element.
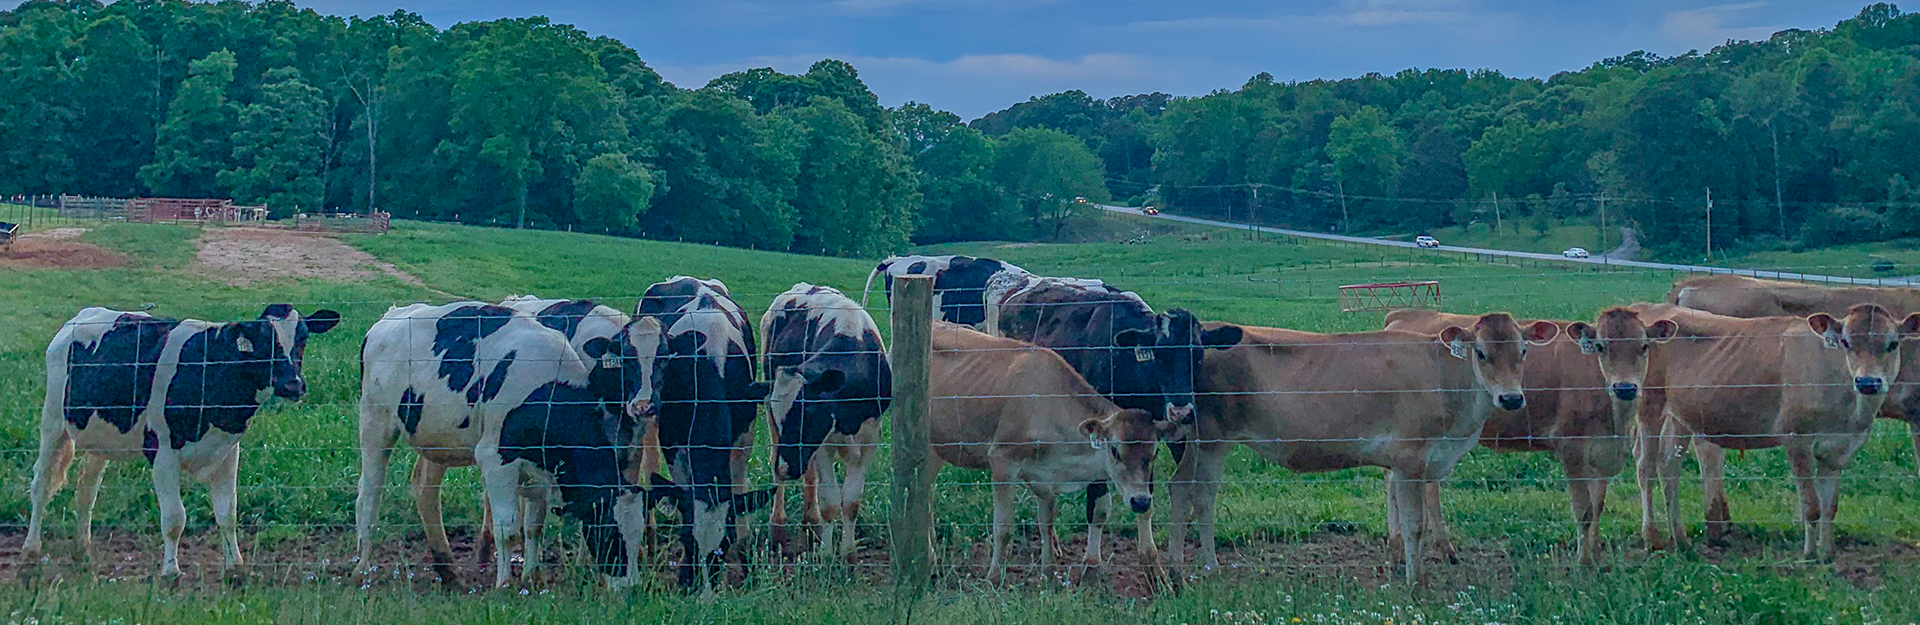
[889,275,934,613]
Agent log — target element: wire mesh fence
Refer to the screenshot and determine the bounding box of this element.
[3,265,1919,597]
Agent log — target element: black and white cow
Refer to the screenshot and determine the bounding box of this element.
[502,296,664,486]
[639,276,773,594]
[26,304,340,576]
[991,277,1239,555]
[861,255,1030,327]
[355,302,655,588]
[759,283,891,556]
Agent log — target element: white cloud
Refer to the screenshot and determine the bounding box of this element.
[1662,2,1780,50]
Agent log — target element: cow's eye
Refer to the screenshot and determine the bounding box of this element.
[1640,344,1650,353]
[1841,339,1852,349]
[1474,349,1487,361]
[1889,342,1901,354]
[1592,343,1606,354]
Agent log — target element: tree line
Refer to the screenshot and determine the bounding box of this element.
[972,4,1920,258]
[1,1,1915,259]
[0,0,1109,258]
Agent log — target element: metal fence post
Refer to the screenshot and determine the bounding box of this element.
[889,274,934,612]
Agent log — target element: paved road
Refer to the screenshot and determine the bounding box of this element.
[1101,205,1918,286]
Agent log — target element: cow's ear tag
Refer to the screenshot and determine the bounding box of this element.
[236,336,254,352]
[602,352,622,369]
[1134,347,1154,362]
[1446,339,1469,360]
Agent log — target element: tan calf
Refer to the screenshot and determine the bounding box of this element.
[1631,303,1919,560]
[926,322,1163,578]
[1171,314,1555,585]
[1383,308,1673,564]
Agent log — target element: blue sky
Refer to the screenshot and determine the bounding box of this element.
[154,2,1905,117]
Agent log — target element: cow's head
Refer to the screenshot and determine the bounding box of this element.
[1566,307,1677,402]
[1808,304,1919,397]
[588,317,663,422]
[243,304,340,400]
[1887,311,1920,423]
[1440,313,1557,411]
[1114,309,1242,425]
[1082,408,1164,514]
[646,473,774,594]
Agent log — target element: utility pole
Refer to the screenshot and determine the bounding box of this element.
[1334,180,1350,234]
[1248,182,1259,240]
[1598,193,1609,252]
[1492,191,1503,234]
[1705,187,1714,261]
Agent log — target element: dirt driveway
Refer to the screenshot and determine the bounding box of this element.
[191,227,430,289]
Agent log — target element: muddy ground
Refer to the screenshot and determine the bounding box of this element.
[0,228,130,269]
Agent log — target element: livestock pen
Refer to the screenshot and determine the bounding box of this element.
[2,219,1918,624]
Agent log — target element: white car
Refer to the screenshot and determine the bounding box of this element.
[1562,247,1591,258]
[1414,236,1440,248]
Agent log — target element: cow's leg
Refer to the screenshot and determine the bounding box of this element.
[1167,454,1191,566]
[1190,442,1227,571]
[1386,471,1426,586]
[520,487,550,577]
[151,445,188,578]
[837,442,873,558]
[813,456,844,557]
[208,445,244,568]
[1084,482,1110,565]
[1814,459,1843,563]
[1696,440,1731,545]
[639,421,662,550]
[1910,422,1920,479]
[1034,487,1060,576]
[1634,394,1667,550]
[766,420,789,552]
[410,457,458,583]
[22,423,74,559]
[922,456,945,571]
[1786,444,1819,561]
[1422,480,1457,564]
[1385,472,1404,562]
[354,405,400,573]
[1659,423,1690,551]
[69,454,108,562]
[1566,469,1599,565]
[479,460,524,588]
[989,463,1015,581]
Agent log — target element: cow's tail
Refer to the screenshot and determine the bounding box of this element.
[860,262,886,308]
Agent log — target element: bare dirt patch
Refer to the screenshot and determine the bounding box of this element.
[191,227,428,288]
[0,228,130,269]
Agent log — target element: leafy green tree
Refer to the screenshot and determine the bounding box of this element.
[644,90,800,250]
[0,4,79,194]
[219,67,327,213]
[785,97,919,257]
[573,152,654,231]
[1326,105,1403,230]
[140,49,239,197]
[994,127,1109,240]
[71,15,156,197]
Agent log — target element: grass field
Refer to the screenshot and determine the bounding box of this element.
[3,218,1918,623]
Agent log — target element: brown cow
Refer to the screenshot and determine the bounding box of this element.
[926,322,1164,578]
[1669,274,1920,481]
[1382,308,1674,564]
[1170,314,1556,584]
[1667,274,1920,318]
[1629,302,1919,560]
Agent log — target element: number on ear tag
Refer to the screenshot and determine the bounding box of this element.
[1134,347,1154,362]
[236,336,254,352]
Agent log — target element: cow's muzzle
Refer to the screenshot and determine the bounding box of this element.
[1497,393,1526,411]
[1610,383,1640,401]
[1129,495,1152,514]
[1166,403,1195,424]
[275,378,307,400]
[1856,377,1885,395]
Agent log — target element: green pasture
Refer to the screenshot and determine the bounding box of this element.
[2,218,1917,623]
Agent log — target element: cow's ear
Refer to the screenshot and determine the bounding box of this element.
[745,381,773,401]
[1201,325,1243,350]
[1523,320,1559,346]
[734,487,776,514]
[1900,313,1920,338]
[806,369,846,393]
[1080,417,1108,449]
[1648,319,1678,343]
[305,310,342,334]
[1808,314,1843,348]
[1115,329,1153,348]
[583,337,613,360]
[1567,322,1600,354]
[1439,326,1472,360]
